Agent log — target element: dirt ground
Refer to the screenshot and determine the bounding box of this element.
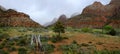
[50,33,120,54]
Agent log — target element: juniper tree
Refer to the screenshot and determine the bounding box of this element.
[53,21,65,37]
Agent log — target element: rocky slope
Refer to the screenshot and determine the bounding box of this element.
[0,6,42,27]
[65,0,120,28]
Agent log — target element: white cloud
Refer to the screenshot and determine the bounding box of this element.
[0,0,111,25]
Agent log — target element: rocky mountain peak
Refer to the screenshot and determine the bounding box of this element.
[0,5,42,27]
[92,1,103,6]
[64,0,120,28]
[58,14,67,22]
[109,0,120,5]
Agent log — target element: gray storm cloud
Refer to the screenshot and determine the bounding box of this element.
[0,0,111,25]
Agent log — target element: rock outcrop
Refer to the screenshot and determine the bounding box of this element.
[0,6,42,27]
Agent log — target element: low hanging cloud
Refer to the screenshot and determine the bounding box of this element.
[0,0,111,25]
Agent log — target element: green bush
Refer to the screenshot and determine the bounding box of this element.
[0,44,4,49]
[50,36,68,43]
[80,43,89,46]
[81,28,92,33]
[8,46,16,52]
[72,40,77,44]
[42,44,55,53]
[0,33,10,40]
[94,50,120,54]
[17,37,27,46]
[0,49,9,54]
[108,29,116,36]
[50,36,61,43]
[103,25,112,31]
[103,25,113,34]
[60,44,80,54]
[18,47,27,54]
[96,42,104,45]
[7,41,15,45]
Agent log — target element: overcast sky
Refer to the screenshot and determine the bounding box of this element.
[0,0,111,25]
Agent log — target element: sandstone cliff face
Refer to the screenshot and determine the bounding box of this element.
[0,6,42,27]
[65,0,120,28]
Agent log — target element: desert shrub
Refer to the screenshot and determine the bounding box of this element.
[108,29,116,36]
[103,25,113,33]
[40,36,49,42]
[50,36,67,43]
[17,40,27,46]
[42,44,55,53]
[103,25,112,31]
[60,41,81,54]
[5,45,11,48]
[60,41,97,54]
[50,36,58,43]
[27,28,33,31]
[8,46,16,52]
[0,29,2,33]
[50,36,60,43]
[0,49,9,54]
[94,50,120,54]
[1,41,6,46]
[18,28,27,32]
[96,42,104,45]
[93,30,102,34]
[72,40,77,44]
[7,41,15,46]
[0,33,10,40]
[81,28,92,33]
[0,44,4,49]
[60,43,80,54]
[18,47,27,54]
[2,28,8,31]
[80,43,89,47]
[16,37,27,46]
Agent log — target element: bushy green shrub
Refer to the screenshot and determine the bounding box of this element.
[96,42,104,45]
[0,44,4,49]
[18,28,27,32]
[103,25,112,31]
[94,50,120,54]
[108,29,116,36]
[72,40,77,44]
[50,36,68,43]
[17,37,27,46]
[60,43,80,54]
[42,44,55,53]
[18,47,27,54]
[103,25,112,34]
[0,49,9,54]
[80,43,89,46]
[8,46,16,52]
[7,41,15,45]
[0,33,10,40]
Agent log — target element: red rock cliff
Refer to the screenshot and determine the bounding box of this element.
[65,0,120,28]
